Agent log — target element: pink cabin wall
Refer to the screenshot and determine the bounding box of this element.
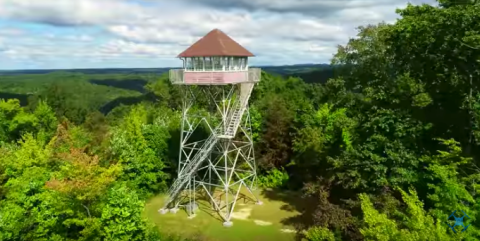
[183,71,248,84]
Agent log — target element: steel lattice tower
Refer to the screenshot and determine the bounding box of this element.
[158,29,262,227]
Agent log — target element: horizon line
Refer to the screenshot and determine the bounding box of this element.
[0,63,330,72]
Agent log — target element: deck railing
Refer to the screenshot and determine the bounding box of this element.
[169,68,184,84]
[248,68,261,83]
[169,68,261,85]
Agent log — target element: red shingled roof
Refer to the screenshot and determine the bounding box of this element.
[177,29,254,57]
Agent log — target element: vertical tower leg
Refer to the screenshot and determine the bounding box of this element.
[237,106,262,205]
[221,139,234,227]
[207,104,261,227]
[173,86,196,213]
[159,85,203,214]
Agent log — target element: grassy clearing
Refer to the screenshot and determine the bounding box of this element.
[144,188,302,241]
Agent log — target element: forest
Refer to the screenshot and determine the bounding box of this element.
[1,1,480,241]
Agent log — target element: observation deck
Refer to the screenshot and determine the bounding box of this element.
[169,68,261,85]
[169,29,260,85]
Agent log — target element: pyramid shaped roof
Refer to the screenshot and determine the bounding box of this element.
[177,29,254,57]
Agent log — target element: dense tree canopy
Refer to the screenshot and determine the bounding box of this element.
[1,1,480,240]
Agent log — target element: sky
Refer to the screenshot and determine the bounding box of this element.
[0,0,436,70]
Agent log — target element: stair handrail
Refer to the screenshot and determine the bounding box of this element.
[166,125,220,193]
[225,83,255,136]
[163,132,219,206]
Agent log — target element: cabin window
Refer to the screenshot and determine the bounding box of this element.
[239,58,245,70]
[220,57,226,71]
[234,57,240,71]
[194,57,203,71]
[185,58,193,70]
[212,57,222,71]
[185,56,248,71]
[204,57,212,71]
[230,57,235,70]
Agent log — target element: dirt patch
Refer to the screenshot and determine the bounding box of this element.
[253,220,272,226]
[230,208,252,220]
[280,229,296,233]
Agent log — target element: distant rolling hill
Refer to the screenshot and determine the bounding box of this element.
[0,68,172,76]
[0,64,336,114]
[0,64,333,78]
[0,64,336,84]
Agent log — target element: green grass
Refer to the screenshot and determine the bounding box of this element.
[144,188,301,241]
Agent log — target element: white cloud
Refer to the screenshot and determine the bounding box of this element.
[164,0,436,18]
[99,39,178,57]
[0,27,25,36]
[0,37,5,52]
[0,0,437,69]
[107,25,196,45]
[69,35,93,42]
[0,0,149,26]
[43,33,94,42]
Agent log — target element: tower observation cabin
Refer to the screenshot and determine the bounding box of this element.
[169,29,261,85]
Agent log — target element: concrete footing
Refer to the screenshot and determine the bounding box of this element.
[158,208,168,214]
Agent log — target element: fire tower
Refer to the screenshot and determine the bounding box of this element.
[159,29,262,227]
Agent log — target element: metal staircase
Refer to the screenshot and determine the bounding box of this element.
[224,83,254,137]
[161,131,218,211]
[160,83,255,212]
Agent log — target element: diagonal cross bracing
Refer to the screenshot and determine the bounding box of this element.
[159,82,261,226]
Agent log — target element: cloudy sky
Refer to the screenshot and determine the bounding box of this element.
[0,0,436,70]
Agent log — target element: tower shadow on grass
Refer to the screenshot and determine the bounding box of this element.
[260,188,317,240]
[181,186,258,223]
[177,189,225,222]
[194,191,224,222]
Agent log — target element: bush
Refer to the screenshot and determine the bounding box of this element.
[257,167,289,188]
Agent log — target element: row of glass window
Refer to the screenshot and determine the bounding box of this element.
[183,57,248,71]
